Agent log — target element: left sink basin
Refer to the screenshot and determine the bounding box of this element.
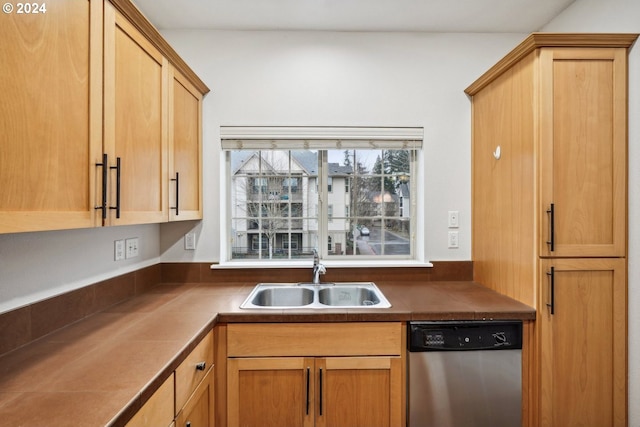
[248,285,315,308]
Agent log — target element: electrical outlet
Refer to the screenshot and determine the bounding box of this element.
[448,210,459,228]
[448,231,459,248]
[114,240,125,261]
[185,232,196,250]
[125,237,139,259]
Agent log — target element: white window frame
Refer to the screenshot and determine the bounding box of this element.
[217,126,429,268]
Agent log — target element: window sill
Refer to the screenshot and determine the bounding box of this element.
[211,260,433,269]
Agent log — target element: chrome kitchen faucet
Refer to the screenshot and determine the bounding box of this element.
[312,249,326,285]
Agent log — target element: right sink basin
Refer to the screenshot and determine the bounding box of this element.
[318,285,383,307]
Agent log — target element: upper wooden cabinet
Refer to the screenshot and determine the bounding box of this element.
[104,2,168,225]
[0,0,209,234]
[0,0,101,233]
[468,33,636,306]
[537,47,628,258]
[169,68,204,221]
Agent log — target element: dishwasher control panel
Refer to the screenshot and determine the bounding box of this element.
[408,321,522,351]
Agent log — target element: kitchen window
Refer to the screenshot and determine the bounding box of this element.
[221,126,423,263]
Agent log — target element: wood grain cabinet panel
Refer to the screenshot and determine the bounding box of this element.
[104,2,168,225]
[0,0,102,233]
[125,374,174,427]
[176,367,215,427]
[169,68,204,221]
[539,258,626,427]
[538,48,627,258]
[467,33,636,427]
[176,331,214,412]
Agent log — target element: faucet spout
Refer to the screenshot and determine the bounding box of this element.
[312,249,326,285]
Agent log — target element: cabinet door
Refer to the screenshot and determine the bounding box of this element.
[539,258,626,427]
[539,48,627,257]
[0,0,102,233]
[126,374,174,427]
[169,68,203,221]
[227,357,314,427]
[316,357,403,427]
[176,367,215,427]
[104,3,168,225]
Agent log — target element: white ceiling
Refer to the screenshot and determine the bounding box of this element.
[132,0,576,33]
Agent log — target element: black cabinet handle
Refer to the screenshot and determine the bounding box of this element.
[319,367,323,416]
[305,367,310,415]
[195,361,206,371]
[546,267,555,315]
[95,153,108,220]
[546,203,555,252]
[171,172,179,215]
[109,157,121,219]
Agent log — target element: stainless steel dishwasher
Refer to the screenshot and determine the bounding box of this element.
[407,321,523,427]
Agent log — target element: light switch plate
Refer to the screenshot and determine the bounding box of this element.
[448,210,459,228]
[185,232,196,250]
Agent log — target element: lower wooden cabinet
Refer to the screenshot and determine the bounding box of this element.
[228,356,401,427]
[127,330,215,427]
[226,323,404,427]
[176,367,215,427]
[175,330,215,427]
[125,374,174,427]
[539,258,626,426]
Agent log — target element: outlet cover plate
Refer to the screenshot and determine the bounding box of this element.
[125,238,139,259]
[114,240,125,261]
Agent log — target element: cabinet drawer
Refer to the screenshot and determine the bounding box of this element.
[126,374,174,427]
[176,330,214,412]
[227,322,402,357]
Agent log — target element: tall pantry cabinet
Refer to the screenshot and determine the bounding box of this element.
[467,33,637,426]
[0,0,208,234]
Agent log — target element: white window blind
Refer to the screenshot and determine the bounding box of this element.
[220,126,423,150]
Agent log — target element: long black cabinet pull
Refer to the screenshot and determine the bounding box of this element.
[95,153,108,220]
[319,367,323,416]
[546,203,555,252]
[305,367,310,415]
[171,172,180,215]
[109,157,121,219]
[546,267,555,315]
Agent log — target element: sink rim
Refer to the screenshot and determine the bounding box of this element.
[239,282,392,309]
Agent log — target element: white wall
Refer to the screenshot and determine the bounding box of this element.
[541,1,640,424]
[0,31,527,314]
[158,30,527,263]
[0,224,160,314]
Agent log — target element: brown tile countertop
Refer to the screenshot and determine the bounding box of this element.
[0,281,534,426]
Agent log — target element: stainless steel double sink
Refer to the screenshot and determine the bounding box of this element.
[240,282,392,309]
